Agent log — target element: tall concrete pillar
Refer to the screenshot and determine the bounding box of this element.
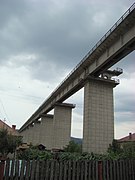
[32,121,41,145]
[83,77,118,154]
[21,124,34,144]
[21,127,29,143]
[21,126,32,144]
[52,103,75,149]
[26,124,34,144]
[38,114,53,150]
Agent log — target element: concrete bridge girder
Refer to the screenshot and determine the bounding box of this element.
[20,18,135,131]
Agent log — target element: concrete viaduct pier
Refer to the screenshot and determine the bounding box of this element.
[83,77,118,153]
[19,3,135,153]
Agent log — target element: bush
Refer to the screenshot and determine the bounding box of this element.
[18,148,52,160]
[18,139,135,161]
[63,141,82,153]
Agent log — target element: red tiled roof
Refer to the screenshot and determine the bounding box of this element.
[118,133,135,142]
[0,120,18,136]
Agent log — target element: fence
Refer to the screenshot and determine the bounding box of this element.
[0,159,135,180]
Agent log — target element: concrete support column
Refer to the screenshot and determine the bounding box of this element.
[83,77,118,154]
[20,129,26,143]
[39,114,53,150]
[26,125,34,144]
[32,121,41,145]
[21,126,31,144]
[20,115,54,149]
[52,103,75,149]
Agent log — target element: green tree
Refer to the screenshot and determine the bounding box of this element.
[63,140,82,153]
[122,142,135,152]
[107,139,135,159]
[0,128,22,158]
[108,139,122,154]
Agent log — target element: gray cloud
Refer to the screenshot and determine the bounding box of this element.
[112,52,135,74]
[115,97,135,114]
[1,0,134,82]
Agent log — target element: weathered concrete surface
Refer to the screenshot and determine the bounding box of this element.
[83,77,117,153]
[52,103,75,149]
[20,103,75,150]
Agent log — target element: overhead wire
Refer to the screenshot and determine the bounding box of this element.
[0,89,45,126]
[0,98,12,125]
[0,90,44,105]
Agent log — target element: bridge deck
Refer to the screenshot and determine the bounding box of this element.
[19,3,135,132]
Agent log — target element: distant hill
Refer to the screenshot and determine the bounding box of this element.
[71,137,82,145]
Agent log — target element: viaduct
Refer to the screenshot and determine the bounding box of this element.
[19,3,135,154]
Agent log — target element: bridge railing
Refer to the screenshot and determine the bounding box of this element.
[36,3,135,115]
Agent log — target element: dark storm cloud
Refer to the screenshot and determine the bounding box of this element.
[0,0,28,28]
[0,0,134,82]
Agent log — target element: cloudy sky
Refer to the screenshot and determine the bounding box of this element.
[0,0,134,139]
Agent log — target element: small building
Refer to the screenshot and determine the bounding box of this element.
[118,132,135,149]
[0,119,19,136]
[0,119,20,159]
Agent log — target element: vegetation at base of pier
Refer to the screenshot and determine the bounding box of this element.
[63,140,82,153]
[1,127,134,161]
[107,139,135,160]
[17,140,135,161]
[18,146,52,160]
